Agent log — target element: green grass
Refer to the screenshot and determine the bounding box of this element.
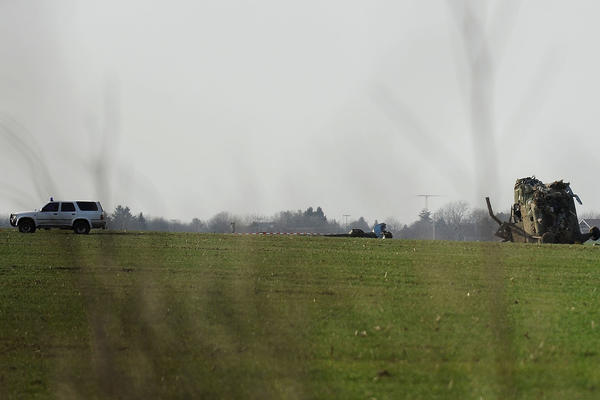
[2,230,600,399]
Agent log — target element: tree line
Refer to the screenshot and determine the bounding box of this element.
[106,205,345,234]
[390,202,509,241]
[103,202,511,241]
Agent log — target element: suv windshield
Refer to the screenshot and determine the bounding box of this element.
[41,202,59,212]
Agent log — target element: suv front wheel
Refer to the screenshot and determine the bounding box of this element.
[18,219,36,233]
[73,220,90,234]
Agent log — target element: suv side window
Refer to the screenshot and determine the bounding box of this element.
[77,201,98,211]
[61,202,76,212]
[41,202,59,212]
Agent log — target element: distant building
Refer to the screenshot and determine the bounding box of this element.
[579,219,600,237]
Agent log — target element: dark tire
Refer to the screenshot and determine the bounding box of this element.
[541,232,556,244]
[18,219,36,233]
[590,227,600,241]
[73,220,90,234]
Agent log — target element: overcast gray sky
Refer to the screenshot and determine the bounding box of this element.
[1,0,599,224]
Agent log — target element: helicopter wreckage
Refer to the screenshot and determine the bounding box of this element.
[486,177,600,244]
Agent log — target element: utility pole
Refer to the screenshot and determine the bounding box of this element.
[417,194,443,241]
[343,214,350,230]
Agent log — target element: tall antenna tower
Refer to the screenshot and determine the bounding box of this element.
[417,194,444,241]
[416,194,443,211]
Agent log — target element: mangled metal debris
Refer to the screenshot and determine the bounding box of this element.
[326,223,393,239]
[486,177,599,244]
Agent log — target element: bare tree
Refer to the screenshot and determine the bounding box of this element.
[434,201,469,240]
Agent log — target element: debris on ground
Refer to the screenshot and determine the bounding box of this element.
[326,223,393,239]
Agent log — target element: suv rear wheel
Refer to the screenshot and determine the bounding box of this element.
[18,219,36,233]
[73,220,90,234]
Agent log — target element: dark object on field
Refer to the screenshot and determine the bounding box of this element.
[326,223,393,239]
[350,228,377,238]
[377,369,392,377]
[486,177,600,244]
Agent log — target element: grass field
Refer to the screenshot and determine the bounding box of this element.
[2,230,600,399]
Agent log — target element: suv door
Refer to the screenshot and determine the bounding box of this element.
[38,202,60,226]
[59,202,77,226]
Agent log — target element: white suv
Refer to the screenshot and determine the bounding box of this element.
[9,200,106,234]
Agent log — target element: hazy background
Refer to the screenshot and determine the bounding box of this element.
[1,0,598,224]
